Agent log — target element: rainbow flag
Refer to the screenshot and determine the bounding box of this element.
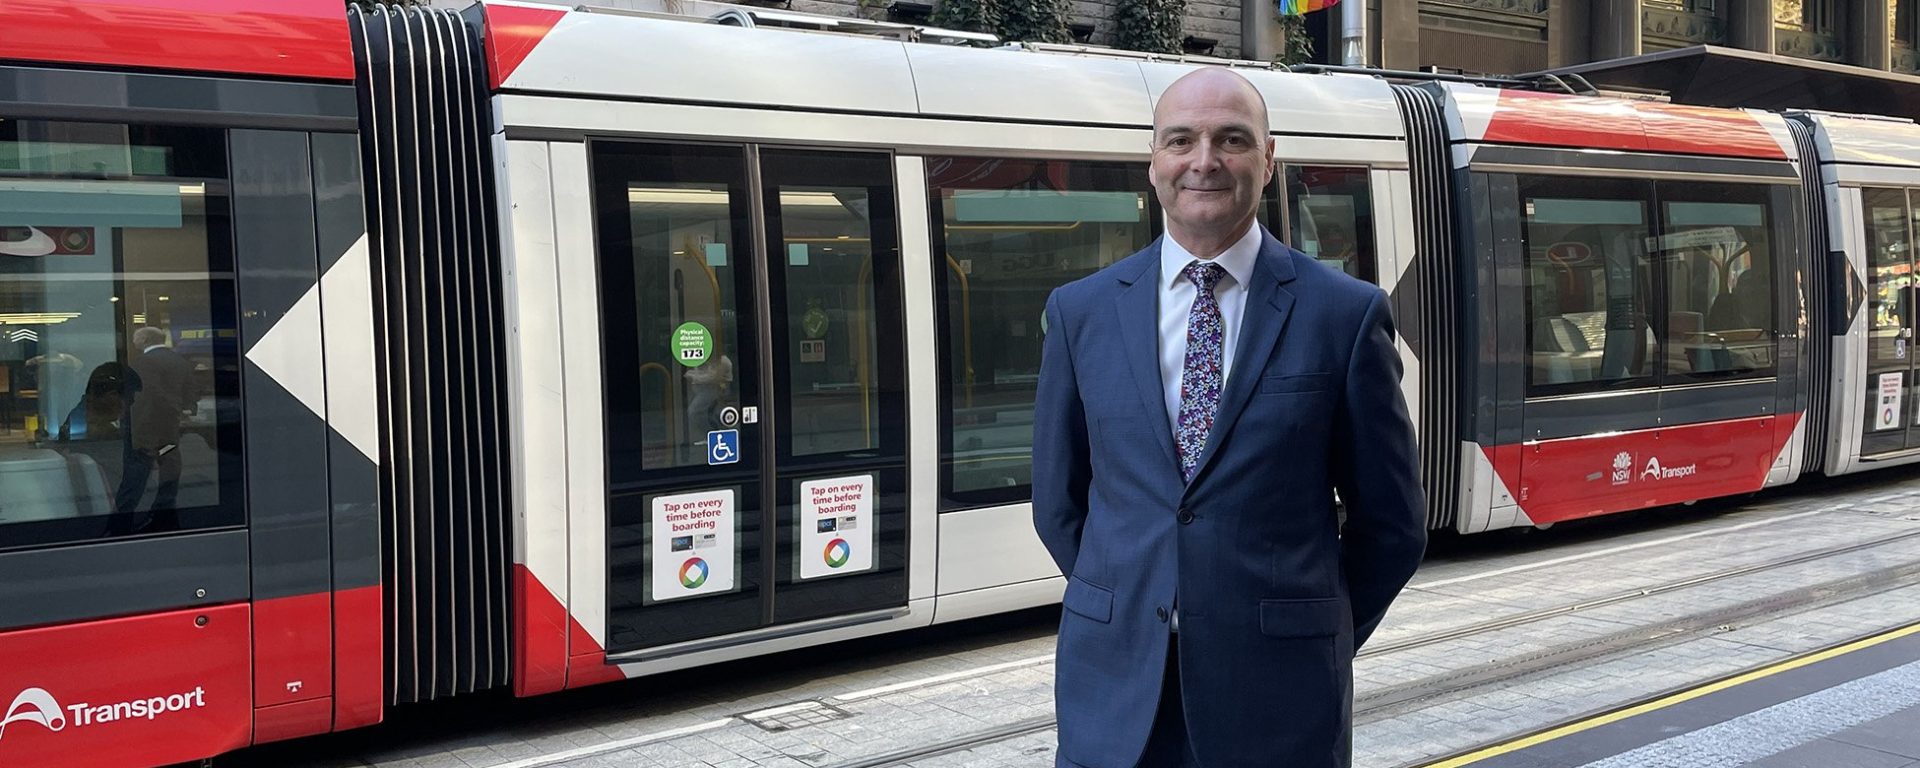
[1277,0,1338,15]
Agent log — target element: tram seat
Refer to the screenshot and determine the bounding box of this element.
[0,447,114,524]
[1667,311,1703,374]
[1532,315,1602,383]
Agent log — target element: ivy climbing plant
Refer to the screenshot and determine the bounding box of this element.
[930,0,1002,34]
[1112,0,1185,54]
[932,0,1072,43]
[1277,13,1313,65]
[999,0,1075,44]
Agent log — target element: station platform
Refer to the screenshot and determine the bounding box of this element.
[1432,623,1920,768]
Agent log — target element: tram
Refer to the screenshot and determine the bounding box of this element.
[3,1,1920,765]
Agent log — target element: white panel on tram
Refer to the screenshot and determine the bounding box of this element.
[1807,113,1920,169]
[1141,64,1405,140]
[509,15,919,115]
[905,43,1153,126]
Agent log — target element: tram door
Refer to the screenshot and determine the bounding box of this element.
[595,143,910,653]
[1860,188,1920,456]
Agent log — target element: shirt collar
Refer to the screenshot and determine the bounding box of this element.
[1161,220,1262,292]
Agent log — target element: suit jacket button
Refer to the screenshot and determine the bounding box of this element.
[1156,607,1169,622]
[1177,509,1195,524]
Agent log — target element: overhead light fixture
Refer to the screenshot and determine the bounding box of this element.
[0,312,81,325]
[179,183,205,196]
[628,187,729,205]
[156,296,170,302]
[624,187,847,208]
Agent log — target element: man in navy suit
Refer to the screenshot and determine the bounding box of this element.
[1032,67,1426,768]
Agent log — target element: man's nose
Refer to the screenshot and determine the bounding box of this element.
[1189,139,1225,173]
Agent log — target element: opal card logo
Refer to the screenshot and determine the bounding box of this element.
[0,688,66,740]
[679,557,710,589]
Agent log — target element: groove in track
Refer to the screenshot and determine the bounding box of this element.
[822,716,1057,768]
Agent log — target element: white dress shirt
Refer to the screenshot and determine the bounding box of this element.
[1158,221,1263,438]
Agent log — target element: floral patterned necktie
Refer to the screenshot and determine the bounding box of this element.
[1177,261,1226,482]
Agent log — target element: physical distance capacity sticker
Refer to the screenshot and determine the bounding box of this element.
[673,322,713,368]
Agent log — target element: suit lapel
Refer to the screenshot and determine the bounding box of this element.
[1114,241,1181,475]
[1187,235,1298,488]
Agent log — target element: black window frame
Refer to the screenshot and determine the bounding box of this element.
[0,118,247,553]
[1281,163,1380,284]
[927,155,1159,512]
[1514,173,1792,400]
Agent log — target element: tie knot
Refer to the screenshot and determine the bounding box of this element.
[1184,261,1225,292]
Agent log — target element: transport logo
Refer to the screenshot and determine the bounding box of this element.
[1610,452,1633,486]
[679,557,709,588]
[1,688,65,740]
[1,685,208,742]
[824,538,851,569]
[1640,456,1698,482]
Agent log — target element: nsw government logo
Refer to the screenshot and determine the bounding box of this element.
[1610,452,1633,486]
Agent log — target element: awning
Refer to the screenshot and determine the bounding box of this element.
[1529,45,1920,120]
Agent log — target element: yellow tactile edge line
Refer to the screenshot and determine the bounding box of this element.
[1420,621,1920,768]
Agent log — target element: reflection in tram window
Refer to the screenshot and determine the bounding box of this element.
[0,120,244,551]
[1283,165,1375,282]
[1657,186,1776,379]
[929,158,1154,508]
[1519,177,1655,393]
[762,150,901,459]
[1864,188,1911,367]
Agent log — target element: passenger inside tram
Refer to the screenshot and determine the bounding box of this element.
[0,121,240,546]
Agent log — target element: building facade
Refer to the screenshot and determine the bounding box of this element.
[1368,0,1920,76]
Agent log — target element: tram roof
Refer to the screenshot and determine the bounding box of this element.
[472,0,1405,139]
[0,0,355,83]
[1793,111,1920,169]
[1435,80,1797,161]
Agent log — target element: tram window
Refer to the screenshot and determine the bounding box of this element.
[1284,165,1376,282]
[760,150,902,459]
[0,120,244,552]
[929,157,1154,509]
[1863,188,1911,366]
[1518,176,1656,395]
[592,142,754,477]
[1655,183,1777,381]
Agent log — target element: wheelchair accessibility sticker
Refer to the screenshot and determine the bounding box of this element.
[708,429,740,465]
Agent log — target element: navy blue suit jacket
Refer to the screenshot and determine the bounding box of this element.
[1033,231,1426,768]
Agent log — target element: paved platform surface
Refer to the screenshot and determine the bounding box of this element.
[225,468,1920,768]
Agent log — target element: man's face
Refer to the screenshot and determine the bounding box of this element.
[1149,72,1275,243]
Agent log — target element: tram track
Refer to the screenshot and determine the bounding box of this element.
[806,525,1920,768]
[1353,551,1920,721]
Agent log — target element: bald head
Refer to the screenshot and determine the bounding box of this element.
[1153,67,1270,143]
[1147,67,1276,259]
